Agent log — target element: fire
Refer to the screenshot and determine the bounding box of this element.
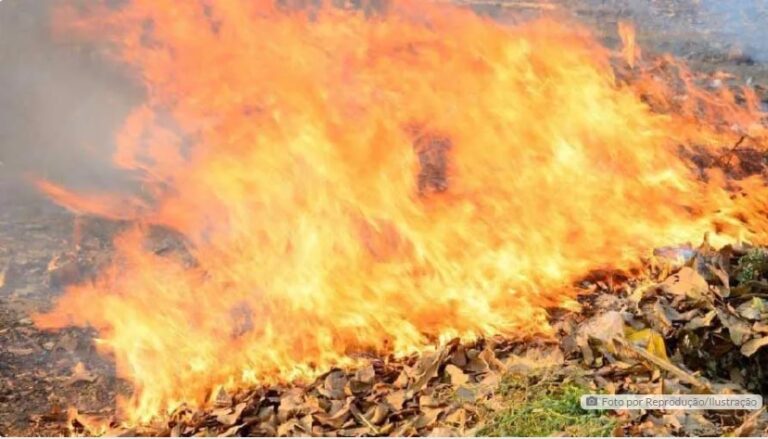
[618,20,640,68]
[34,0,768,422]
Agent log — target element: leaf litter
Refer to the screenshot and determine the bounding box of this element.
[50,236,768,437]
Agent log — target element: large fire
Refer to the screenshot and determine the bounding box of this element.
[34,0,768,423]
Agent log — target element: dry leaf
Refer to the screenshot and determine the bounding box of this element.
[444,408,466,427]
[454,385,477,402]
[213,387,231,407]
[314,398,352,429]
[729,407,766,437]
[385,390,406,411]
[660,267,708,299]
[409,349,445,392]
[220,424,243,437]
[414,407,442,429]
[321,370,347,399]
[276,419,300,436]
[429,427,458,436]
[737,298,765,321]
[449,345,468,367]
[717,310,753,346]
[685,310,717,330]
[740,335,768,357]
[578,311,625,344]
[66,362,97,385]
[215,402,246,426]
[278,388,305,421]
[754,321,768,333]
[478,347,505,372]
[368,403,389,425]
[626,328,669,362]
[506,347,564,373]
[444,364,469,387]
[464,349,489,373]
[350,403,379,434]
[338,426,370,436]
[354,364,375,384]
[393,370,409,388]
[419,394,439,407]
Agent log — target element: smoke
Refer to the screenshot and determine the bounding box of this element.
[0,0,765,191]
[0,0,140,190]
[569,0,768,63]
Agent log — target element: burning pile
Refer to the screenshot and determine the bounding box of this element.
[32,0,768,424]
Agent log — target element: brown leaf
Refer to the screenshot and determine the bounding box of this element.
[741,335,768,357]
[660,267,708,299]
[615,338,711,392]
[684,310,717,331]
[213,387,231,407]
[419,395,441,408]
[385,390,406,411]
[298,414,313,433]
[276,419,300,436]
[454,385,477,403]
[464,349,489,373]
[444,365,469,387]
[449,345,467,368]
[392,419,416,436]
[729,407,766,437]
[66,362,97,385]
[478,347,505,372]
[717,310,753,346]
[368,403,389,425]
[428,427,458,436]
[577,311,625,344]
[754,321,768,333]
[737,298,766,321]
[393,370,409,388]
[321,370,347,399]
[314,398,352,429]
[476,372,501,398]
[505,347,564,373]
[278,388,305,421]
[354,364,375,384]
[350,403,379,435]
[215,402,246,426]
[409,348,446,393]
[220,424,244,437]
[414,407,442,429]
[444,408,466,427]
[338,426,370,436]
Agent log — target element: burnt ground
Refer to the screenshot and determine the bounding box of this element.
[1,0,768,436]
[0,177,130,435]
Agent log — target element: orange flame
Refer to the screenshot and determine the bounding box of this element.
[35,0,768,422]
[618,20,640,68]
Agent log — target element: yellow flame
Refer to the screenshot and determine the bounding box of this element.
[35,0,768,423]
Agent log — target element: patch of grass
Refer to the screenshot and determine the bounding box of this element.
[477,374,616,437]
[735,248,768,283]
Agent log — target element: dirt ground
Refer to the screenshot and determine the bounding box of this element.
[1,0,767,436]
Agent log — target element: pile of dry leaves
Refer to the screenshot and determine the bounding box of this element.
[559,240,768,436]
[71,337,544,436]
[61,240,768,437]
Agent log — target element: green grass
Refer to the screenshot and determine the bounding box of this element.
[477,374,617,437]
